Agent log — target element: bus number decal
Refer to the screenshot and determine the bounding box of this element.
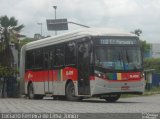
[63,67,78,81]
[130,74,139,78]
[66,70,74,76]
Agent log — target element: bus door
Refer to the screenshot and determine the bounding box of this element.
[77,40,91,95]
[44,49,53,93]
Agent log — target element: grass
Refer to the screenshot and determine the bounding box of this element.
[144,87,160,95]
[121,87,160,98]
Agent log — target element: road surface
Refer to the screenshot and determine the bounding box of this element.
[0,95,160,119]
[0,94,160,113]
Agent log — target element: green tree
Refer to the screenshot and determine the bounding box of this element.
[0,15,24,75]
[140,40,151,53]
[144,58,160,73]
[131,29,150,55]
[132,29,142,36]
[19,37,34,47]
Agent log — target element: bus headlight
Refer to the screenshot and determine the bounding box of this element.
[140,72,144,78]
[95,71,107,79]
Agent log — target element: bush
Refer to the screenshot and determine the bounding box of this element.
[0,65,18,77]
[144,58,160,73]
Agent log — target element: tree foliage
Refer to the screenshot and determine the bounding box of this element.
[131,29,150,54]
[0,15,24,49]
[0,15,24,76]
[140,40,151,53]
[19,37,35,47]
[0,64,18,77]
[144,58,160,73]
[133,29,142,36]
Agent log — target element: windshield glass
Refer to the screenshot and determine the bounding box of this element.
[95,46,142,71]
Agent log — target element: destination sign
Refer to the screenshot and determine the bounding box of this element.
[100,39,138,45]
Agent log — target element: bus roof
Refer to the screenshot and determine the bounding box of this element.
[25,28,137,50]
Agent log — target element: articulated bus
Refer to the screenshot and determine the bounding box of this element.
[20,28,145,102]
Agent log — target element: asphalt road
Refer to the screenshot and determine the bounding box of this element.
[0,94,160,113]
[0,95,160,119]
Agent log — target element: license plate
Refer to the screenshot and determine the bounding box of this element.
[121,86,130,90]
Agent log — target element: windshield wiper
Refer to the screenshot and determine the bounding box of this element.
[125,48,130,63]
[119,49,126,71]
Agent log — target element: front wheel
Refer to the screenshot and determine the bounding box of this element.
[105,94,121,102]
[66,82,79,101]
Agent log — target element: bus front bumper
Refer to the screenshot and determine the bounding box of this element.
[90,77,145,96]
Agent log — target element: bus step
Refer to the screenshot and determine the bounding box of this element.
[45,93,53,97]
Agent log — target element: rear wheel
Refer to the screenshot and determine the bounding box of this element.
[28,83,44,99]
[66,82,79,101]
[34,95,44,99]
[105,94,121,102]
[28,83,35,99]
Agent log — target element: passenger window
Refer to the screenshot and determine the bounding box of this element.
[49,49,55,68]
[54,45,64,66]
[65,41,76,65]
[26,50,35,69]
[44,51,49,69]
[35,49,43,69]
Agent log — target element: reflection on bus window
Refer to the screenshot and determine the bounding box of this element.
[78,43,89,58]
[65,42,76,65]
[55,45,64,66]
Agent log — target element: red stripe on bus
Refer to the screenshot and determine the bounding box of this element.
[24,67,78,82]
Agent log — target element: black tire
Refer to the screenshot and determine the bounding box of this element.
[34,94,44,99]
[66,82,79,101]
[28,83,35,99]
[105,94,121,102]
[53,96,66,100]
[28,83,44,99]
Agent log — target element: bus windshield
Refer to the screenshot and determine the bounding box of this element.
[95,46,142,71]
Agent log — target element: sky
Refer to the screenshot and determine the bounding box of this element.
[0,0,160,43]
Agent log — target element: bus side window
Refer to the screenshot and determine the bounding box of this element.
[26,50,35,70]
[54,45,64,67]
[43,49,50,69]
[78,43,89,59]
[49,49,55,69]
[65,41,76,66]
[34,49,43,69]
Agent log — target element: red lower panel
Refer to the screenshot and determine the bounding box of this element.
[25,67,78,82]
